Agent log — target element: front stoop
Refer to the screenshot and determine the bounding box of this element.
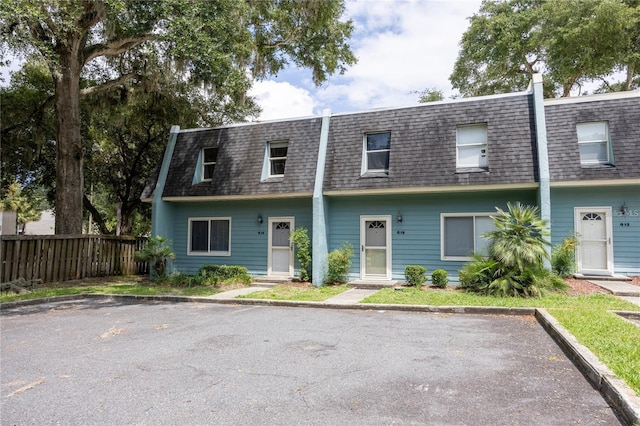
[347,280,397,289]
[574,273,631,281]
[252,276,290,287]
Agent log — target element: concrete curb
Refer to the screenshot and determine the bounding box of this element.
[2,294,639,424]
[536,309,640,426]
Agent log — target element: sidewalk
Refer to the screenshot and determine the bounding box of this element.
[588,280,640,307]
[207,286,378,304]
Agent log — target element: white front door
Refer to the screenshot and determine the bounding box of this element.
[574,207,613,276]
[268,217,294,277]
[360,215,392,280]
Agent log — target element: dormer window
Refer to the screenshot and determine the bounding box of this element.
[363,132,391,174]
[268,141,288,177]
[457,124,487,169]
[577,122,611,165]
[202,147,218,181]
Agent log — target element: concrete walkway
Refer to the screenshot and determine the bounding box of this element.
[588,280,640,307]
[207,286,379,304]
[206,286,272,300]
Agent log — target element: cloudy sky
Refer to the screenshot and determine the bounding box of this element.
[250,0,482,120]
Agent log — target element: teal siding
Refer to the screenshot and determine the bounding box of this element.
[167,198,312,276]
[551,186,640,275]
[327,190,537,282]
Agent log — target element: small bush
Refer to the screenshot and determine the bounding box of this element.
[326,242,353,285]
[404,265,427,287]
[552,234,578,277]
[291,227,312,282]
[431,269,449,288]
[198,264,252,285]
[164,271,207,287]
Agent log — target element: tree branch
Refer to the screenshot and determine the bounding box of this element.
[80,73,137,96]
[83,194,111,234]
[1,95,55,135]
[83,35,156,64]
[79,0,107,30]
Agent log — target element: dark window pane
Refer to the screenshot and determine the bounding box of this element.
[271,159,286,175]
[444,217,473,257]
[366,133,390,151]
[203,164,215,180]
[210,220,230,252]
[270,146,288,158]
[191,221,209,252]
[204,148,218,163]
[367,151,389,170]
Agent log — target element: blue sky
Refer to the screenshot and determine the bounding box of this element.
[250,0,482,120]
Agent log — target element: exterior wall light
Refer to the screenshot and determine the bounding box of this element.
[257,214,263,224]
[397,213,403,223]
[620,202,629,216]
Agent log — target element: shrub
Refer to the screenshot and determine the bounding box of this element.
[135,236,175,279]
[404,265,427,287]
[460,203,567,298]
[290,227,312,282]
[325,242,353,285]
[198,264,252,285]
[164,271,207,287]
[431,269,449,288]
[552,234,578,277]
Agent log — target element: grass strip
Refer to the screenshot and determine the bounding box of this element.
[238,284,348,302]
[0,283,221,303]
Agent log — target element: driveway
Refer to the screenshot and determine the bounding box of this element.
[1,299,621,425]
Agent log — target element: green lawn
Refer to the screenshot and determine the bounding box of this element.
[238,284,349,301]
[0,277,222,303]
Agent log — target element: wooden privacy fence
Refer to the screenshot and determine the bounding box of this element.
[0,235,149,284]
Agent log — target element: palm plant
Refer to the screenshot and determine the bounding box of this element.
[460,202,567,298]
[485,202,551,272]
[135,236,175,279]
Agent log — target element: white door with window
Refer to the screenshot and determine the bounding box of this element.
[360,215,392,280]
[574,207,613,276]
[268,217,294,277]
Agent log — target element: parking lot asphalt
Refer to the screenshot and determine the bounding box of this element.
[1,298,622,425]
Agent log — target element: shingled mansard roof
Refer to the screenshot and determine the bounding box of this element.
[544,91,640,183]
[142,89,639,201]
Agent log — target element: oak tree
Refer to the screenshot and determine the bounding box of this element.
[1,0,355,234]
[449,0,639,97]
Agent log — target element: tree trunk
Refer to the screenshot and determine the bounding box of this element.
[116,202,136,236]
[625,64,635,91]
[53,46,84,235]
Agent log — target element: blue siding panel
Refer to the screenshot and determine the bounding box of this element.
[551,187,640,275]
[327,190,538,282]
[166,198,312,276]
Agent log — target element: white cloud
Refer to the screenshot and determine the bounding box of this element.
[249,80,317,121]
[255,0,480,117]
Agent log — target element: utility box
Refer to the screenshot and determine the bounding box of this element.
[0,211,17,235]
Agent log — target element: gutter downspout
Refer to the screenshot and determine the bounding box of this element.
[151,125,180,273]
[312,109,331,286]
[531,74,552,267]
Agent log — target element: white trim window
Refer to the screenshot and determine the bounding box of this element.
[441,213,494,260]
[576,122,611,165]
[456,124,488,168]
[362,132,391,174]
[202,147,218,181]
[268,141,288,177]
[188,217,231,256]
